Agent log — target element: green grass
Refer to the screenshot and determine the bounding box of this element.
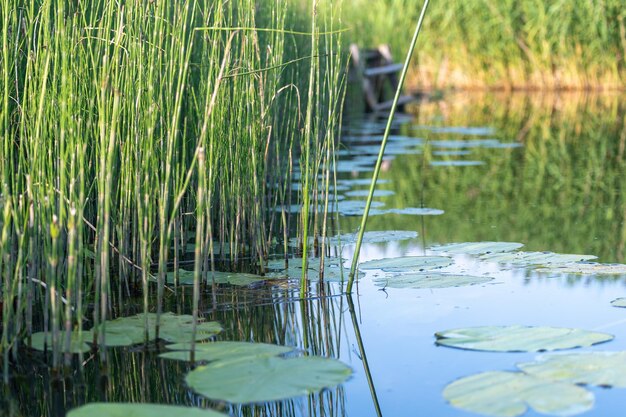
[342,0,626,90]
[0,0,346,375]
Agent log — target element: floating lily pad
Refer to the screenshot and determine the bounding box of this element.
[387,207,445,216]
[480,251,597,267]
[432,150,472,156]
[106,313,222,344]
[360,256,453,272]
[344,189,395,198]
[169,269,266,286]
[338,178,390,186]
[67,403,228,417]
[265,257,357,282]
[430,139,501,148]
[435,326,613,352]
[30,331,91,353]
[186,356,352,403]
[425,126,495,135]
[160,341,294,362]
[337,200,385,216]
[430,242,524,255]
[29,313,222,351]
[611,298,626,308]
[484,142,523,149]
[537,262,626,276]
[443,371,594,417]
[430,160,485,167]
[518,351,626,388]
[327,230,418,246]
[374,273,493,289]
[266,257,343,271]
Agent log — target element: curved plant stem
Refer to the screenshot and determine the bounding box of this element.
[346,0,431,293]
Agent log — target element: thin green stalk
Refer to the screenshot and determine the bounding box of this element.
[347,0,431,293]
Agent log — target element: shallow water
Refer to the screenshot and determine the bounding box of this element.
[7,92,626,417]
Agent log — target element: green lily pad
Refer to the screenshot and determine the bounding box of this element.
[265,257,358,282]
[186,356,352,403]
[360,256,453,272]
[29,313,223,352]
[537,262,626,276]
[430,160,485,167]
[443,371,594,417]
[480,251,597,267]
[102,313,222,344]
[518,351,626,388]
[430,242,524,255]
[160,341,294,362]
[338,178,390,186]
[30,331,92,353]
[387,207,445,216]
[169,269,266,286]
[435,325,613,352]
[67,403,228,417]
[433,150,472,156]
[611,298,626,308]
[344,189,395,198]
[374,273,493,289]
[337,200,385,216]
[324,230,418,246]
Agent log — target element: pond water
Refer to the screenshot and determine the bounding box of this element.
[6,92,626,417]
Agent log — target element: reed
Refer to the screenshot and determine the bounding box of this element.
[0,0,346,373]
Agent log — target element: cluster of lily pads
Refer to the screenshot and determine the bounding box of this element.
[34,313,352,417]
[352,236,626,415]
[437,324,626,417]
[359,239,626,291]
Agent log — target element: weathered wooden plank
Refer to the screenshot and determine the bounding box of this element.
[364,63,404,77]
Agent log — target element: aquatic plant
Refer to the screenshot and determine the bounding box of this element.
[0,0,347,377]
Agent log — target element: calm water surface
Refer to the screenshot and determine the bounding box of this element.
[7,92,626,417]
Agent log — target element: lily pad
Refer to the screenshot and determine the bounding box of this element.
[374,273,493,289]
[30,331,91,353]
[435,326,613,352]
[327,230,418,246]
[265,257,359,282]
[169,269,266,286]
[480,251,597,267]
[338,178,390,186]
[611,298,626,308]
[432,150,472,156]
[430,242,524,255]
[430,160,485,167]
[160,341,294,362]
[537,262,626,276]
[430,139,501,148]
[443,371,594,417]
[518,351,626,388]
[344,189,395,198]
[387,207,445,216]
[425,126,495,135]
[106,313,222,344]
[337,200,385,216]
[360,256,453,272]
[186,356,352,403]
[67,403,228,417]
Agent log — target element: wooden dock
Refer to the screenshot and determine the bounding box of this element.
[350,44,415,112]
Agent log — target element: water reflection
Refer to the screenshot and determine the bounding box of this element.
[8,283,353,417]
[341,92,626,264]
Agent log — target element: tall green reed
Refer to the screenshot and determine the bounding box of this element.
[0,0,346,375]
